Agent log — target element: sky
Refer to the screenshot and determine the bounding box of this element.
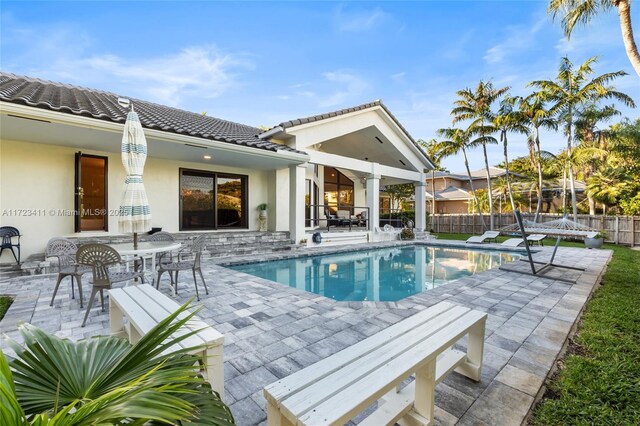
[1,1,638,172]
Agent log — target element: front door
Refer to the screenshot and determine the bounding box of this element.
[75,152,108,232]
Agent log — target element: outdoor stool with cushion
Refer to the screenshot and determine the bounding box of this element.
[47,238,92,308]
[0,226,21,264]
[156,234,209,300]
[77,243,145,327]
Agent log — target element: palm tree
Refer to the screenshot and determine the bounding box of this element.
[575,103,622,213]
[435,127,487,230]
[519,95,558,221]
[548,0,640,77]
[493,96,530,213]
[529,56,635,221]
[451,80,509,229]
[2,302,235,425]
[418,138,446,224]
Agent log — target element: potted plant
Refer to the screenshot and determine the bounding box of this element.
[400,228,415,240]
[585,231,605,249]
[257,203,268,219]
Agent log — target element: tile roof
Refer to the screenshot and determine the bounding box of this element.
[274,100,433,167]
[0,72,303,154]
[433,186,473,200]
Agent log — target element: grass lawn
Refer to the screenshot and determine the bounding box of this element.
[436,232,640,425]
[0,296,13,321]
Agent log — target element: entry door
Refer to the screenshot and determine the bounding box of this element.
[74,152,108,232]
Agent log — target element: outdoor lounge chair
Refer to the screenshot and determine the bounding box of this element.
[0,226,21,264]
[527,234,547,246]
[501,238,526,248]
[375,224,401,241]
[466,230,500,244]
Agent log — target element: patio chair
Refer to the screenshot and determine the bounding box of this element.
[77,243,145,327]
[156,234,209,301]
[336,210,358,226]
[527,234,547,246]
[0,226,21,264]
[324,208,341,227]
[374,224,400,241]
[148,231,177,283]
[466,230,500,244]
[501,238,526,248]
[47,238,92,308]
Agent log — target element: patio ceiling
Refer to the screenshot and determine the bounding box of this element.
[0,110,308,170]
[314,125,417,171]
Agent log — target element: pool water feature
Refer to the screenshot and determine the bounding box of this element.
[228,246,519,302]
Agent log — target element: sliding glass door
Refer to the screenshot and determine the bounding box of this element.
[179,169,247,230]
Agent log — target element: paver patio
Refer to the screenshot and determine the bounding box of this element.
[0,240,612,425]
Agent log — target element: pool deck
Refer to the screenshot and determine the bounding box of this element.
[0,240,612,425]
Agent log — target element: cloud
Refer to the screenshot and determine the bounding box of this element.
[318,71,370,108]
[81,47,253,105]
[483,16,547,64]
[0,19,254,107]
[391,72,406,83]
[334,5,387,32]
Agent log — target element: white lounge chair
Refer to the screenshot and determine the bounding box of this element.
[374,225,400,241]
[466,230,500,244]
[501,238,526,248]
[526,234,547,246]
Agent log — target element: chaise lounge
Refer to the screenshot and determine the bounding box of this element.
[466,230,500,244]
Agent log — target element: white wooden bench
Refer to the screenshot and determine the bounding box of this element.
[264,301,486,426]
[108,284,225,399]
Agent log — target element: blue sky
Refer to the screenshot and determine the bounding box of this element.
[1,1,638,171]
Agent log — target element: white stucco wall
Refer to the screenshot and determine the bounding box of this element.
[0,139,269,260]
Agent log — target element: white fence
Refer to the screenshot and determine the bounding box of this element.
[430,213,640,246]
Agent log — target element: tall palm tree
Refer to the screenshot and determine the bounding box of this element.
[451,80,509,229]
[435,127,487,230]
[519,95,558,221]
[529,56,635,221]
[494,96,530,213]
[549,0,640,77]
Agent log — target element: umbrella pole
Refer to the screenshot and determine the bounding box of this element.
[133,232,139,282]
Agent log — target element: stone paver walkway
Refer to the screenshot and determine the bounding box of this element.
[0,240,612,425]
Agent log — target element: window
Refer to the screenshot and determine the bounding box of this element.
[179,169,247,230]
[324,167,353,214]
[75,153,108,232]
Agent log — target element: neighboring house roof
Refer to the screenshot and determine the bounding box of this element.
[270,99,434,167]
[431,167,523,181]
[426,186,473,201]
[0,72,303,154]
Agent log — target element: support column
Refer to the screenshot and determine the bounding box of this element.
[414,175,427,231]
[289,164,307,244]
[366,171,380,232]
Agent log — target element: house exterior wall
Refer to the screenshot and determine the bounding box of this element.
[435,200,469,214]
[0,139,270,260]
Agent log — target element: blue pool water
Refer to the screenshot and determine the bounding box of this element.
[228,246,519,302]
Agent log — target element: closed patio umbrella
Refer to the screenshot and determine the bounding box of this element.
[118,108,151,249]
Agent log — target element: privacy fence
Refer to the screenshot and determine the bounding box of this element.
[430,213,640,246]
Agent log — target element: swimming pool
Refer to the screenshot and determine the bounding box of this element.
[228,246,519,302]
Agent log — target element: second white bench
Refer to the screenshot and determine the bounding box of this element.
[108,284,225,399]
[264,301,486,425]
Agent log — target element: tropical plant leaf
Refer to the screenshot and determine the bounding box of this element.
[6,301,235,425]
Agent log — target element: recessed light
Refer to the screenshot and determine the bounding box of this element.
[203,155,212,160]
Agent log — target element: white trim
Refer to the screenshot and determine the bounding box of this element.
[257,125,284,139]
